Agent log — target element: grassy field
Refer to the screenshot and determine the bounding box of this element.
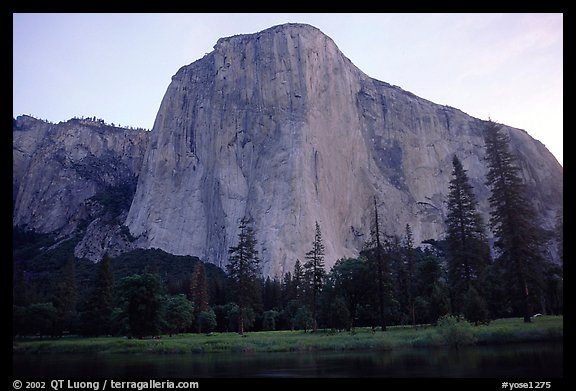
[13,315,563,354]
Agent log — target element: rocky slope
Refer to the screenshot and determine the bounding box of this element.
[124,23,562,276]
[13,116,149,261]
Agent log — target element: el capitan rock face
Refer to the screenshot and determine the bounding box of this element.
[124,23,562,276]
[12,24,562,274]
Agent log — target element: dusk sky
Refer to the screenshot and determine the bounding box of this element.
[13,13,563,165]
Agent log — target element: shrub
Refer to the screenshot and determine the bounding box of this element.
[197,309,217,333]
[435,314,477,348]
[294,306,313,332]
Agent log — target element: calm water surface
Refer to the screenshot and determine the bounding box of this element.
[13,342,562,378]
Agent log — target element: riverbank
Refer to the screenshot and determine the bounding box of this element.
[13,316,562,354]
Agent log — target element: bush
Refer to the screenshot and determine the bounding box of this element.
[435,314,477,348]
[294,306,312,332]
[163,294,194,337]
[118,273,164,338]
[197,309,217,333]
[328,297,351,331]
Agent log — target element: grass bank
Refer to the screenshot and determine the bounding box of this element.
[13,315,562,354]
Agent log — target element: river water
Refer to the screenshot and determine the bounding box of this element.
[13,341,562,378]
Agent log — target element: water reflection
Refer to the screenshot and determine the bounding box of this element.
[13,342,562,378]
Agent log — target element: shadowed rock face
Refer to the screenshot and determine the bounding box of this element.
[13,116,149,261]
[125,23,562,276]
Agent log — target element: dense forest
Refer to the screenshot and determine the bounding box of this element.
[13,122,563,338]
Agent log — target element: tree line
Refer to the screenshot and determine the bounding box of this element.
[12,121,563,338]
[12,115,149,132]
[67,116,150,131]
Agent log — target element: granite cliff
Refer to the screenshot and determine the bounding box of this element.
[124,23,562,276]
[13,116,149,261]
[13,24,562,275]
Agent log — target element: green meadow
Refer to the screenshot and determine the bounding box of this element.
[13,315,562,355]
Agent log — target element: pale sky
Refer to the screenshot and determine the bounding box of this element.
[13,13,563,165]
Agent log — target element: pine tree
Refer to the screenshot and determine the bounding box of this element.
[361,201,392,331]
[445,155,491,316]
[53,255,78,335]
[263,276,282,310]
[281,271,293,305]
[388,234,408,324]
[484,120,547,323]
[370,197,389,331]
[81,254,114,336]
[403,224,416,326]
[281,259,304,328]
[293,259,304,302]
[190,262,209,332]
[304,221,326,332]
[98,254,114,308]
[226,217,261,335]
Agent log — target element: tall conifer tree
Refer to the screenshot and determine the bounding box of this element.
[371,197,389,331]
[226,217,261,335]
[293,259,304,302]
[53,255,78,334]
[403,224,417,326]
[190,262,210,332]
[484,121,547,323]
[445,155,491,316]
[81,254,114,336]
[304,221,326,332]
